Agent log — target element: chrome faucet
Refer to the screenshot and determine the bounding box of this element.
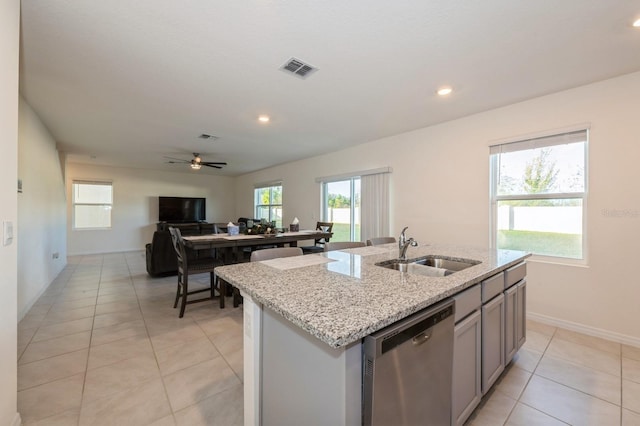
[398,226,418,261]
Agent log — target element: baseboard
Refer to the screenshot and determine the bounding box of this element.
[11,412,22,426]
[67,248,144,256]
[18,280,54,321]
[18,258,68,321]
[528,312,640,348]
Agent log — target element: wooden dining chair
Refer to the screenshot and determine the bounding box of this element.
[168,227,226,317]
[324,241,366,252]
[300,221,334,254]
[366,237,396,246]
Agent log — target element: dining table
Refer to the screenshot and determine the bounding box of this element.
[182,229,333,263]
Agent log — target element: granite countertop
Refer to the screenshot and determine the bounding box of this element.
[215,243,530,348]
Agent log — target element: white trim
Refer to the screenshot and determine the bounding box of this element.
[496,193,584,201]
[71,178,113,185]
[241,292,262,426]
[11,413,21,426]
[18,275,57,321]
[526,255,589,268]
[67,248,145,257]
[315,167,392,183]
[527,312,640,348]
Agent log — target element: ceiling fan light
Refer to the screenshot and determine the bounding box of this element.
[437,86,453,96]
[190,163,201,170]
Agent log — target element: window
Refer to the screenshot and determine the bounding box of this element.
[72,181,113,229]
[254,183,282,227]
[490,129,587,259]
[323,178,361,242]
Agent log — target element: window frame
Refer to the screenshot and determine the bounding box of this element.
[254,182,283,227]
[321,176,361,242]
[489,129,588,263]
[71,180,113,230]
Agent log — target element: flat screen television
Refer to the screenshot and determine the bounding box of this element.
[158,196,206,223]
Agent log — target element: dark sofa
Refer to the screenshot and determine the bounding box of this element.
[145,222,216,276]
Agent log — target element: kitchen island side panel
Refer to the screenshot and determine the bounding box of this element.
[261,305,362,426]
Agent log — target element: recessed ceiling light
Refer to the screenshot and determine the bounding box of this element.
[258,115,270,123]
[633,18,640,27]
[437,86,453,96]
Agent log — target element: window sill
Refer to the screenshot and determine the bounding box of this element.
[526,254,589,268]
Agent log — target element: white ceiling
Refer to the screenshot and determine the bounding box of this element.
[19,1,640,176]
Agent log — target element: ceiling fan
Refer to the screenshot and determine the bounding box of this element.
[164,153,227,170]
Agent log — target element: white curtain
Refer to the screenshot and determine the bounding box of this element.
[360,172,390,243]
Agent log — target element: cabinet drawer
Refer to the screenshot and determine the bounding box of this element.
[505,262,526,288]
[454,284,481,323]
[481,272,504,303]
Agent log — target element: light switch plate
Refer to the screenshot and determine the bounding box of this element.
[3,221,13,246]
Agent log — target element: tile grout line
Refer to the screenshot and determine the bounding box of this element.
[126,251,177,425]
[501,328,553,425]
[130,253,183,421]
[522,326,625,424]
[503,326,561,425]
[75,253,104,426]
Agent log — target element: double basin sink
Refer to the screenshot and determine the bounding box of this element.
[376,255,481,277]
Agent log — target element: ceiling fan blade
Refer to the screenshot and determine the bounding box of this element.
[164,156,189,162]
[202,164,223,169]
[201,161,227,166]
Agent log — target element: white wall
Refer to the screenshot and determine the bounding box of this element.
[234,72,640,344]
[0,0,20,424]
[17,97,68,320]
[66,163,237,255]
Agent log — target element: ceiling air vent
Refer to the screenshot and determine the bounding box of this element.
[280,57,318,79]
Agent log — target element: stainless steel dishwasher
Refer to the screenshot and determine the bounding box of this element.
[363,299,455,426]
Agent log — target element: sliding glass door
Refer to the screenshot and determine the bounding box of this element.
[322,178,360,241]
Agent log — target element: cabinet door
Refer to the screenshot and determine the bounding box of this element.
[452,310,482,426]
[504,285,518,364]
[482,293,505,394]
[516,279,527,349]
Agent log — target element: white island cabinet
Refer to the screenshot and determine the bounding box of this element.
[243,292,361,426]
[215,243,530,426]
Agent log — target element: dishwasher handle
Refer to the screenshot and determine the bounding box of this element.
[412,330,432,346]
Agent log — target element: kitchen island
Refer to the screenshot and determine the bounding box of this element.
[215,243,530,426]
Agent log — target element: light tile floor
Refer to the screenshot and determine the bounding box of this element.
[16,252,640,425]
[18,252,243,426]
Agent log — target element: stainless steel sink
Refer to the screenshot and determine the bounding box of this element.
[376,255,480,277]
[412,257,480,272]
